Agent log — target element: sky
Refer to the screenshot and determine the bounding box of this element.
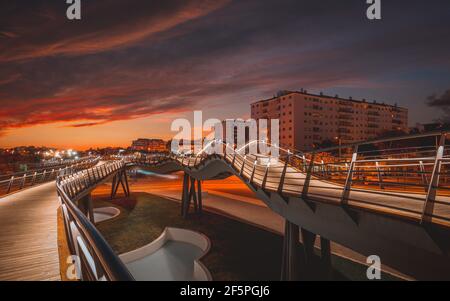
[0,0,449,149]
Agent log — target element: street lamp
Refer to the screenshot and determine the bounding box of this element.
[334,136,342,161]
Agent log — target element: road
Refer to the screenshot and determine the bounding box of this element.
[0,182,60,280]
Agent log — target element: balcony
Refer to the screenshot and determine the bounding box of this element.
[338,108,354,113]
[368,111,380,116]
[338,115,353,121]
[338,121,353,127]
[338,100,353,106]
[338,128,351,134]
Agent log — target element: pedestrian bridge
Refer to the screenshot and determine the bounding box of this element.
[0,132,449,280]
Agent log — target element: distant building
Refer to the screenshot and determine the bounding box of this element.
[251,90,409,151]
[131,138,167,153]
[411,122,450,133]
[219,119,251,146]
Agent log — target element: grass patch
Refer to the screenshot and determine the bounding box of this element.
[94,192,400,281]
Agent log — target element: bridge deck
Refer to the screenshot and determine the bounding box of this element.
[0,182,60,280]
[169,154,450,228]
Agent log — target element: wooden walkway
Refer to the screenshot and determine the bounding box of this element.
[0,182,60,280]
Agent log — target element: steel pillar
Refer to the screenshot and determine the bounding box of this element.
[79,193,95,223]
[281,220,300,281]
[301,227,317,269]
[320,236,332,280]
[110,169,130,199]
[181,173,203,218]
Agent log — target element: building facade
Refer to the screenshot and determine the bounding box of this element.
[131,138,168,153]
[219,119,251,146]
[251,90,408,151]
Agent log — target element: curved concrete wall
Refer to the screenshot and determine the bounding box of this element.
[93,207,121,223]
[119,227,212,281]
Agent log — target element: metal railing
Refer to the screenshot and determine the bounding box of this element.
[56,160,134,281]
[0,157,93,174]
[0,157,100,197]
[132,131,449,225]
[53,131,448,281]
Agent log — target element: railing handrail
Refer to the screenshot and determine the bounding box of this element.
[63,131,446,281]
[130,131,448,225]
[307,130,448,154]
[57,185,134,281]
[0,157,101,197]
[56,160,134,281]
[0,156,96,178]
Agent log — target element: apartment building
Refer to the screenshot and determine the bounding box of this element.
[250,90,408,151]
[131,138,168,153]
[219,119,251,145]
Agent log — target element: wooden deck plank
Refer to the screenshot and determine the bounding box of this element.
[0,182,60,281]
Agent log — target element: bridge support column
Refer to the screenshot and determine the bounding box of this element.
[181,173,203,218]
[181,173,189,216]
[78,193,95,223]
[281,220,300,281]
[111,169,130,199]
[301,228,317,270]
[197,180,203,213]
[320,236,332,280]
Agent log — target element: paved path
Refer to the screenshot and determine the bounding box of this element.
[0,182,60,280]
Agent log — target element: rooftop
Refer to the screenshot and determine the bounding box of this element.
[252,90,407,110]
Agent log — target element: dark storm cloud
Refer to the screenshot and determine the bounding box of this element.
[426,89,450,121]
[427,90,450,107]
[0,0,450,133]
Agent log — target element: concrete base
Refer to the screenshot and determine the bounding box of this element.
[119,227,211,281]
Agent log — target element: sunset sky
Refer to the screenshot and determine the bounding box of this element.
[1,0,450,149]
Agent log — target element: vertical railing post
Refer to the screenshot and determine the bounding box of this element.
[6,176,14,193]
[91,167,97,183]
[87,169,93,184]
[341,145,359,206]
[31,172,37,186]
[239,156,247,177]
[278,152,291,195]
[419,160,428,192]
[249,160,257,183]
[375,162,384,189]
[421,133,446,223]
[262,163,270,190]
[20,174,26,190]
[231,145,237,167]
[302,153,316,199]
[42,170,47,183]
[83,173,89,188]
